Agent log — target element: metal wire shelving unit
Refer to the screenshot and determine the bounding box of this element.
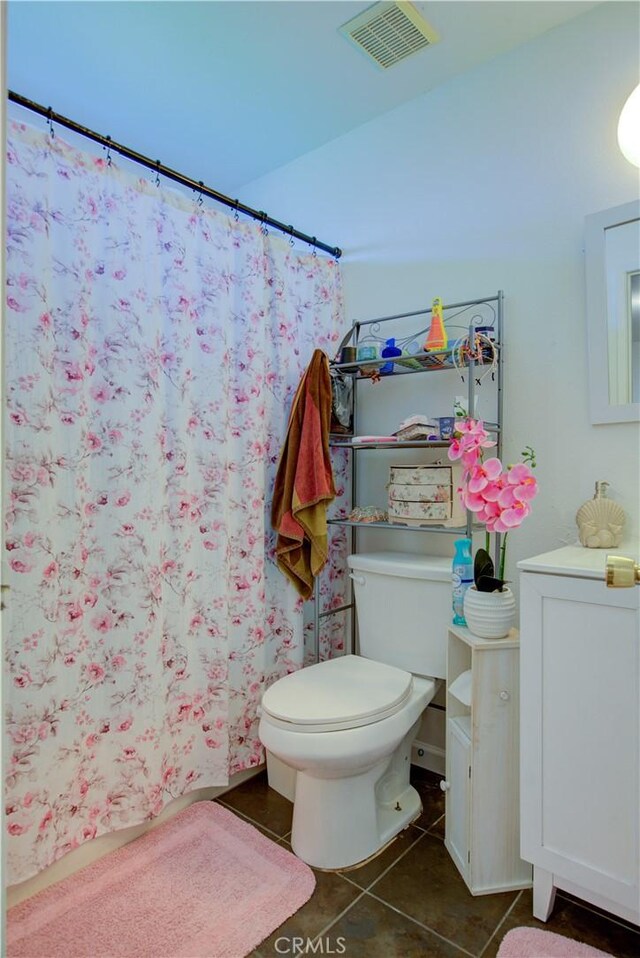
[312,292,504,662]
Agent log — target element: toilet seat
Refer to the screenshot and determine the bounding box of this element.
[261,654,413,732]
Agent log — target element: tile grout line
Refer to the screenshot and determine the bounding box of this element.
[477,889,523,958]
[215,798,290,843]
[426,812,445,836]
[307,828,433,948]
[554,893,640,939]
[308,887,370,946]
[312,829,473,955]
[342,826,429,893]
[363,889,477,957]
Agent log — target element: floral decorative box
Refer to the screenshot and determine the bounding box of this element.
[388,482,450,503]
[388,499,451,522]
[389,465,451,486]
[387,464,465,527]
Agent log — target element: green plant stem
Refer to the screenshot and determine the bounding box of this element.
[498,533,508,583]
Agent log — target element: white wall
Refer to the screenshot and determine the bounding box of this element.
[241,2,640,588]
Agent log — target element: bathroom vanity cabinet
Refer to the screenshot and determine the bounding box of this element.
[518,546,640,926]
[441,625,532,895]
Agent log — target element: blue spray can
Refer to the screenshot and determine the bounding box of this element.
[452,538,473,626]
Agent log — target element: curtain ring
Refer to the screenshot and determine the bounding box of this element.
[103,135,112,167]
[154,160,161,187]
[46,106,55,139]
[260,212,268,236]
[311,237,317,258]
[233,199,240,222]
[197,181,204,208]
[288,226,295,247]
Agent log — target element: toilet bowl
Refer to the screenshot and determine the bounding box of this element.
[259,551,450,871]
[259,654,437,869]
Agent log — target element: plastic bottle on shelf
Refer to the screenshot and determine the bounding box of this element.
[423,297,448,353]
[452,538,473,626]
[380,337,401,374]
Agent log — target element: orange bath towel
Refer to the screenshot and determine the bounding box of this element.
[272,349,336,599]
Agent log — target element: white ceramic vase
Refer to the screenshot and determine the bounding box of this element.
[463,585,516,639]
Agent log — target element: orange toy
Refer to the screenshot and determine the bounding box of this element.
[423,297,448,352]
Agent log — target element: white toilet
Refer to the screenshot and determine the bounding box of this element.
[259,551,450,870]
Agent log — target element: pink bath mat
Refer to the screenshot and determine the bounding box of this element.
[7,801,315,958]
[497,927,612,957]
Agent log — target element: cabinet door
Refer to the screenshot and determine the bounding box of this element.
[446,718,471,879]
[520,572,639,912]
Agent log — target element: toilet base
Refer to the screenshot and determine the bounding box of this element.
[288,724,421,870]
[322,813,420,873]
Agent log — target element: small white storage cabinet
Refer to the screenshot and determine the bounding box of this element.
[442,625,532,895]
[518,545,640,926]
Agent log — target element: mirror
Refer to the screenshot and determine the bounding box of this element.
[585,200,640,424]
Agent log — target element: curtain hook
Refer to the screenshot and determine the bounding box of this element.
[311,237,317,258]
[46,106,55,139]
[154,160,161,187]
[288,226,295,248]
[233,199,240,222]
[259,212,268,236]
[197,181,204,208]
[103,135,112,167]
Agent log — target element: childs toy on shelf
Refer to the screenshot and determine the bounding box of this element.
[423,297,448,355]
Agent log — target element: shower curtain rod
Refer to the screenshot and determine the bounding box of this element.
[8,90,343,260]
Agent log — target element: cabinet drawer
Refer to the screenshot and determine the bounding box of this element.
[389,464,452,486]
[388,482,451,503]
[389,499,452,522]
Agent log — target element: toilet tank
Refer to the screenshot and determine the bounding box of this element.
[348,551,450,680]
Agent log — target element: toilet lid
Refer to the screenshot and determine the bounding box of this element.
[261,655,413,730]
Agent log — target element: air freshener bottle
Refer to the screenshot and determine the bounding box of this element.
[452,538,473,626]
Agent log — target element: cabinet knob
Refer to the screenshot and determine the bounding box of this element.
[499,690,510,701]
[440,780,450,792]
[349,574,366,586]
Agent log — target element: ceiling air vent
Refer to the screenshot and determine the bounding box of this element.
[340,1,439,70]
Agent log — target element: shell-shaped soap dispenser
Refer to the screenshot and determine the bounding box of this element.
[576,481,626,549]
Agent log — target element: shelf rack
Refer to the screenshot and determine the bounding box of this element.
[312,292,504,662]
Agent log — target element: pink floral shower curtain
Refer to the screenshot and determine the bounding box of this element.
[4,120,348,884]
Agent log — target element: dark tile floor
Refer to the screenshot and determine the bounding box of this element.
[216,768,640,958]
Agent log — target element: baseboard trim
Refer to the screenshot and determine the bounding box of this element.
[411,739,445,776]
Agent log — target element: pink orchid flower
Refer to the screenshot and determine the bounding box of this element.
[495,500,531,531]
[448,419,496,463]
[506,463,538,501]
[461,488,487,512]
[480,474,507,502]
[452,419,538,580]
[467,458,502,494]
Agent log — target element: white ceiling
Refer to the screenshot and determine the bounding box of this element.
[8,1,599,194]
